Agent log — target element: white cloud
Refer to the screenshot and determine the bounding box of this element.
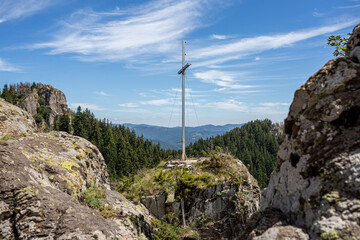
[140,99,171,106]
[31,0,207,61]
[115,108,148,113]
[69,103,103,111]
[191,19,360,64]
[211,34,229,40]
[119,103,138,108]
[0,58,19,72]
[94,91,111,96]
[253,107,287,115]
[167,88,207,98]
[260,102,290,107]
[0,0,53,23]
[338,4,360,9]
[212,99,248,112]
[312,8,327,17]
[194,70,255,91]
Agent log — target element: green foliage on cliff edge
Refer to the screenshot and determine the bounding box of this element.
[151,213,200,240]
[186,119,282,188]
[327,33,351,57]
[116,149,251,203]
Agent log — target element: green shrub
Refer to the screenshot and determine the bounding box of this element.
[175,169,213,200]
[151,213,200,240]
[208,146,229,168]
[151,218,182,240]
[83,185,105,208]
[99,204,116,218]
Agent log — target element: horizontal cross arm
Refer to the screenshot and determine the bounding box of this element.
[178,63,192,75]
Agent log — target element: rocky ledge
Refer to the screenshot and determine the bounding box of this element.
[0,99,153,239]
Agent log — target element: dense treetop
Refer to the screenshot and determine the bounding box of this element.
[186,119,282,188]
[70,107,180,179]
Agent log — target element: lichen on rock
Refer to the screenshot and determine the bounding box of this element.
[0,99,153,239]
[0,97,36,139]
[260,23,360,239]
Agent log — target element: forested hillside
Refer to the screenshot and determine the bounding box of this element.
[186,119,283,188]
[0,84,281,186]
[0,83,180,179]
[125,123,244,150]
[70,107,180,179]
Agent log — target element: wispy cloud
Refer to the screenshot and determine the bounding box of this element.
[208,100,288,114]
[337,4,360,9]
[211,34,230,40]
[31,0,207,61]
[69,103,103,111]
[94,91,111,96]
[140,99,171,106]
[212,99,248,112]
[194,70,255,91]
[253,107,287,115]
[191,19,360,65]
[116,108,149,113]
[312,9,328,17]
[0,58,19,72]
[165,88,207,98]
[119,103,138,108]
[260,102,290,107]
[0,0,53,23]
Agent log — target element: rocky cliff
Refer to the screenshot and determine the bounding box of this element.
[0,98,153,239]
[252,24,360,239]
[0,98,36,139]
[120,153,260,239]
[3,82,72,129]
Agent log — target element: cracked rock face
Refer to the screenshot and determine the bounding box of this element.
[0,98,36,139]
[141,158,260,240]
[15,83,72,128]
[0,99,153,239]
[261,24,360,239]
[347,24,360,63]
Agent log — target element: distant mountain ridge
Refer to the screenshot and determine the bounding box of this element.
[124,123,244,150]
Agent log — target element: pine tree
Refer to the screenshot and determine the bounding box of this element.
[186,120,281,188]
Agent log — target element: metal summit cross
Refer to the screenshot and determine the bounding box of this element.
[177,40,191,161]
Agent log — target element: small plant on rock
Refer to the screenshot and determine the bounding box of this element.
[82,185,105,208]
[99,204,116,218]
[208,146,229,168]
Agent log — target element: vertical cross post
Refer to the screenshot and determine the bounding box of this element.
[181,40,186,161]
[177,40,191,161]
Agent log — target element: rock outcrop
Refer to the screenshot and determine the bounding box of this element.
[259,24,360,239]
[348,24,360,63]
[135,157,260,239]
[183,177,259,239]
[23,83,72,127]
[0,98,36,139]
[0,99,153,239]
[6,82,72,129]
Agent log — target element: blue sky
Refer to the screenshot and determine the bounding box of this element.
[0,0,359,126]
